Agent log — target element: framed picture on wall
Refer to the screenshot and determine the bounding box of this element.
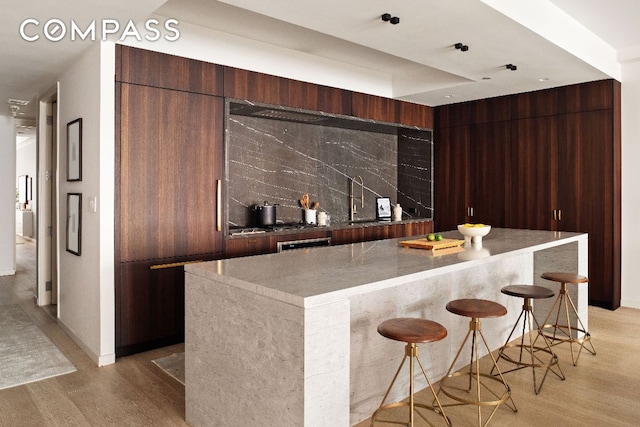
[67,118,82,181]
[66,193,82,256]
[376,197,392,221]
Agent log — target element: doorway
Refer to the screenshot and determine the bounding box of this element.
[36,92,58,311]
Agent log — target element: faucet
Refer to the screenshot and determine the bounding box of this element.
[349,175,364,221]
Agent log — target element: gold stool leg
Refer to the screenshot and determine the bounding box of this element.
[436,318,517,427]
[371,343,451,427]
[539,283,596,366]
[493,298,564,394]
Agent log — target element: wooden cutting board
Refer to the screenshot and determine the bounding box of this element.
[400,237,465,252]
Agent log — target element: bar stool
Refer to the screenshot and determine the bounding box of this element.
[436,299,517,427]
[538,272,596,366]
[371,317,451,426]
[491,285,565,394]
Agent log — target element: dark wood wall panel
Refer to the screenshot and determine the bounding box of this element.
[508,116,558,229]
[469,121,511,226]
[512,88,558,119]
[224,67,352,115]
[119,84,224,262]
[396,101,434,128]
[351,92,397,123]
[434,79,621,309]
[435,102,471,128]
[117,45,223,95]
[433,125,470,231]
[558,79,613,114]
[470,95,511,124]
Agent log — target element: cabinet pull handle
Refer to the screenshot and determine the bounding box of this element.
[553,209,556,221]
[558,209,562,221]
[470,207,474,217]
[149,260,204,270]
[216,179,222,232]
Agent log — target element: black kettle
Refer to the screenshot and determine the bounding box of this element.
[253,201,277,226]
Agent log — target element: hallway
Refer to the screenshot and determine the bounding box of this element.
[0,239,187,426]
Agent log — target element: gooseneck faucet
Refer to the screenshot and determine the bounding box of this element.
[349,175,364,221]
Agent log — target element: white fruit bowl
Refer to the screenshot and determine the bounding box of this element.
[457,224,491,243]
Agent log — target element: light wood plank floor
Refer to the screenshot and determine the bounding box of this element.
[3,240,639,426]
[356,305,640,427]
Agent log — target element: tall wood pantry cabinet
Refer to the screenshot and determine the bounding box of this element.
[115,46,225,356]
[434,80,621,309]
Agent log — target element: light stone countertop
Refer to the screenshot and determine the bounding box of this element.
[186,228,586,308]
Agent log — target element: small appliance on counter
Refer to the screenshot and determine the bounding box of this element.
[252,201,278,226]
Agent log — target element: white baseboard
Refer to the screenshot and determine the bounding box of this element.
[0,269,16,276]
[57,319,116,367]
[621,298,640,310]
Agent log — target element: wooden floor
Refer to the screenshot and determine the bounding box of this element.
[356,305,640,427]
[0,240,186,426]
[2,240,639,426]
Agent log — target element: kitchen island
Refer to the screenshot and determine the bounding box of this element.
[184,228,588,426]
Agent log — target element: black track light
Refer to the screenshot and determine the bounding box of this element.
[381,13,400,24]
[455,42,469,52]
[506,64,517,71]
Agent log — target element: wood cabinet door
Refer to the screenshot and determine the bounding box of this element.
[223,67,351,115]
[508,116,558,230]
[557,110,616,307]
[351,92,397,123]
[468,121,511,227]
[117,45,223,95]
[119,84,224,262]
[434,125,470,231]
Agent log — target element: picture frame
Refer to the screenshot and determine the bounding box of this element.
[67,118,82,181]
[66,193,82,256]
[376,197,392,221]
[18,175,28,204]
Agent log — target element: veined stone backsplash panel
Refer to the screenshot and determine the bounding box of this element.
[226,114,432,227]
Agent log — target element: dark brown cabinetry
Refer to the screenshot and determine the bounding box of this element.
[223,67,352,115]
[508,116,558,230]
[118,84,224,262]
[433,125,470,231]
[434,80,621,309]
[225,230,330,258]
[351,92,397,123]
[114,45,435,356]
[116,45,223,95]
[225,221,433,258]
[469,121,511,227]
[396,101,434,129]
[115,47,225,356]
[116,255,215,355]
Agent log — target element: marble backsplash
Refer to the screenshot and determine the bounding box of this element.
[226,113,432,227]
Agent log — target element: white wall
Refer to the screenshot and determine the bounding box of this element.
[57,42,116,366]
[621,58,640,309]
[0,116,16,276]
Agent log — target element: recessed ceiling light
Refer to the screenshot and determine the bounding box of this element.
[538,77,550,82]
[444,95,454,99]
[482,76,493,80]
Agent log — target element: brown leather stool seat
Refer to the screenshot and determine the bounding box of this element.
[539,272,596,366]
[371,318,451,426]
[436,299,517,426]
[492,285,565,394]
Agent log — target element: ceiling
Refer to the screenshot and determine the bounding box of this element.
[2,0,639,124]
